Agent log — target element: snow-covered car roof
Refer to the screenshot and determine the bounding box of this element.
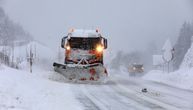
[68,29,101,38]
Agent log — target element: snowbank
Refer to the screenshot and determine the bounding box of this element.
[0,65,83,110]
[143,69,193,91]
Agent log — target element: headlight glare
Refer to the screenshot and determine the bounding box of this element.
[66,45,71,50]
[96,45,104,52]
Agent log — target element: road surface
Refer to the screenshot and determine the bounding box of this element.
[53,72,193,110]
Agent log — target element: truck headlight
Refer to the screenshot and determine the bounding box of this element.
[66,45,71,50]
[96,45,104,53]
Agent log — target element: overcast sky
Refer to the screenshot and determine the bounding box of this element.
[1,0,193,52]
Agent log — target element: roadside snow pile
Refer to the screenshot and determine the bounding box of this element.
[143,69,193,91]
[0,65,83,110]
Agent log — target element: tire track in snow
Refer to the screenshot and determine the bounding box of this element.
[101,82,164,110]
[82,84,153,110]
[71,85,101,110]
[113,76,193,110]
[109,83,165,110]
[80,85,110,110]
[76,94,101,110]
[113,81,182,110]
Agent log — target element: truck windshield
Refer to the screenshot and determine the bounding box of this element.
[69,37,101,50]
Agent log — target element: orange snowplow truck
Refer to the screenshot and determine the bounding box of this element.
[53,29,108,82]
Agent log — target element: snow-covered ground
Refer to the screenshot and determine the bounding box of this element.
[0,65,83,110]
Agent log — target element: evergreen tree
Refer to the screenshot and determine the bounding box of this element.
[0,7,33,46]
[173,22,193,70]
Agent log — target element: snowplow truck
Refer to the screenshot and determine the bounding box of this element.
[53,29,108,82]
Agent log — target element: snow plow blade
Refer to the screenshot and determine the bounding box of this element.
[53,62,108,82]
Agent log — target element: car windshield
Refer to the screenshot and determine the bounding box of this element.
[133,65,143,68]
[69,37,101,50]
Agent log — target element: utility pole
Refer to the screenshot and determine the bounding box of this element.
[29,45,33,73]
[34,44,37,59]
[11,43,15,67]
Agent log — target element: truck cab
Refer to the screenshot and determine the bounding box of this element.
[61,29,107,65]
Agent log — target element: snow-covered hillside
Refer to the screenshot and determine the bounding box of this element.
[15,41,55,63]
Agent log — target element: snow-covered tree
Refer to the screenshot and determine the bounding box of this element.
[162,39,174,72]
[162,39,173,62]
[0,6,33,66]
[173,22,193,70]
[0,7,33,46]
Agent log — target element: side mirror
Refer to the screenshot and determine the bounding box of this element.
[104,38,108,49]
[61,36,67,48]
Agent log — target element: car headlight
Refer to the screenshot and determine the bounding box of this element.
[96,45,104,53]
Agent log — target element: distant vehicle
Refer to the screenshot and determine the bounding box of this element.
[128,64,144,73]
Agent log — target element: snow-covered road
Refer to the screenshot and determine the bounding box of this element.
[57,72,193,110]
